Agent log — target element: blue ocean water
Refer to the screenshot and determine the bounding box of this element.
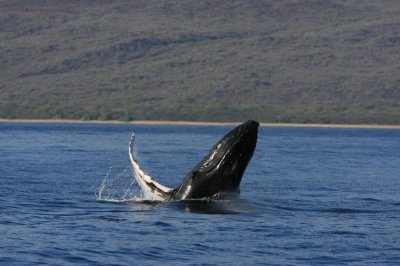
[0,122,399,265]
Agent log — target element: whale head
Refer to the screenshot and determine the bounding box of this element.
[171,120,259,200]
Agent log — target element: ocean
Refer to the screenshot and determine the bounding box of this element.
[1,122,399,265]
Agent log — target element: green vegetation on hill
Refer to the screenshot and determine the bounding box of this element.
[1,0,400,124]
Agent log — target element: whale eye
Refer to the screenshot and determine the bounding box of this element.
[192,171,199,179]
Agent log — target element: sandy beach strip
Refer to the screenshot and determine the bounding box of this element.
[0,118,399,129]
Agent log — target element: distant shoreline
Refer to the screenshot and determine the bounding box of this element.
[1,118,400,129]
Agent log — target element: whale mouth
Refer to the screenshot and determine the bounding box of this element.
[197,120,259,174]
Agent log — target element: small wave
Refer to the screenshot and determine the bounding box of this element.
[97,215,126,222]
[271,205,305,211]
[173,199,244,214]
[0,220,25,226]
[153,221,171,227]
[318,186,339,192]
[323,230,367,236]
[324,207,381,214]
[361,197,382,202]
[262,204,383,215]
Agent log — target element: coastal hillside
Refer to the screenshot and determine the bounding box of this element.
[1,0,400,124]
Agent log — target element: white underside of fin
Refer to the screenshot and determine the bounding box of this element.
[129,134,172,201]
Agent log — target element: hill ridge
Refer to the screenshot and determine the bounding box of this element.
[1,0,399,124]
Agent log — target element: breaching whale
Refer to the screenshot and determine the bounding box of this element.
[129,120,259,201]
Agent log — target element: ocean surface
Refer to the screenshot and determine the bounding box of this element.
[0,122,399,265]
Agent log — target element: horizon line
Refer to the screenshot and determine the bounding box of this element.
[1,118,400,129]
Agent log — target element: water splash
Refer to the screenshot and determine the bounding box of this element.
[96,165,142,202]
[96,165,165,203]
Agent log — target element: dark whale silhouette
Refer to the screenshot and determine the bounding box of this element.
[129,120,259,200]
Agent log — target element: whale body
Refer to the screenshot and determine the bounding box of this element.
[129,120,259,200]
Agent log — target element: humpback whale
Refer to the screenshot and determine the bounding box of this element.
[129,120,259,201]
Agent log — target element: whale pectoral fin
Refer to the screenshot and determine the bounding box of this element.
[129,133,173,199]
